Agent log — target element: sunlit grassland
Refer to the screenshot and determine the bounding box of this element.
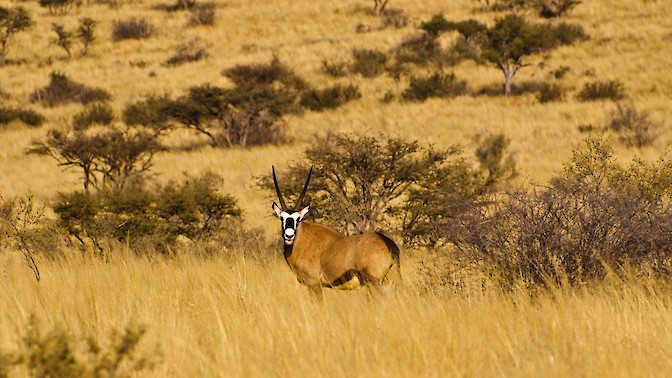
[2,0,672,375]
[1,252,672,376]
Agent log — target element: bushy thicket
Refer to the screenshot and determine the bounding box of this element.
[300,84,361,111]
[54,172,243,253]
[112,18,154,41]
[577,80,627,102]
[449,139,672,287]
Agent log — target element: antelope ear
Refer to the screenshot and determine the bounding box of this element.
[298,205,310,220]
[272,202,282,217]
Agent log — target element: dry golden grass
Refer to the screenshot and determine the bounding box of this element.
[1,252,672,376]
[2,0,672,375]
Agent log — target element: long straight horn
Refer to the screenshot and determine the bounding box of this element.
[295,166,313,209]
[272,166,288,210]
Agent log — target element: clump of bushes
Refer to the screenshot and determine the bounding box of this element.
[55,172,242,253]
[30,71,111,106]
[577,80,627,101]
[321,58,349,77]
[402,72,467,101]
[112,18,154,41]
[0,106,45,127]
[300,84,361,111]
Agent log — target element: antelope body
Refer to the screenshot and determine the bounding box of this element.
[272,167,401,300]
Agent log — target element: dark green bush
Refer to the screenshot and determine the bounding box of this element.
[300,84,361,111]
[577,80,627,101]
[402,72,467,101]
[393,33,445,67]
[30,71,111,106]
[351,48,388,77]
[54,172,242,252]
[72,103,115,130]
[112,18,154,41]
[0,106,45,127]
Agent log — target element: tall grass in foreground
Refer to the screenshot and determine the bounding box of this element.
[1,250,671,377]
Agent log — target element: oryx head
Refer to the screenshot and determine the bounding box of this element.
[272,166,313,245]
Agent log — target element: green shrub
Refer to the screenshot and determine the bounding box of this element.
[30,71,111,106]
[72,103,115,130]
[577,80,627,101]
[112,18,154,41]
[351,48,388,77]
[300,84,361,111]
[0,106,45,127]
[54,172,242,252]
[402,72,467,101]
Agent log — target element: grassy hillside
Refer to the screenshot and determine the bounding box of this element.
[1,0,672,375]
[1,0,671,232]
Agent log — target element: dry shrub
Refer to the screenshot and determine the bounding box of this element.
[30,71,111,107]
[112,18,154,41]
[188,2,216,26]
[577,80,626,101]
[453,138,672,288]
[607,103,660,147]
[165,37,209,66]
[300,84,361,111]
[0,106,45,127]
[350,48,388,78]
[402,72,467,101]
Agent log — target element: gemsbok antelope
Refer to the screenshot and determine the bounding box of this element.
[272,166,401,300]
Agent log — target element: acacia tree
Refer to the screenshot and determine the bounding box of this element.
[422,14,588,95]
[261,133,462,235]
[29,124,161,194]
[0,6,33,66]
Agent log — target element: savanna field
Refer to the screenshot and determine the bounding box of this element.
[1,0,672,376]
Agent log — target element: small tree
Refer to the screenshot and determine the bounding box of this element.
[77,18,95,56]
[423,14,588,95]
[29,124,161,194]
[51,23,73,58]
[262,133,453,235]
[0,6,33,66]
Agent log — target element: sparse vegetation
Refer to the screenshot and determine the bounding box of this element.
[0,106,45,127]
[188,2,216,26]
[112,18,154,41]
[607,103,660,147]
[300,84,361,111]
[30,71,112,106]
[77,18,96,56]
[351,48,388,78]
[165,37,209,66]
[38,0,78,15]
[577,79,627,101]
[51,23,73,59]
[402,72,467,101]
[0,6,33,66]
